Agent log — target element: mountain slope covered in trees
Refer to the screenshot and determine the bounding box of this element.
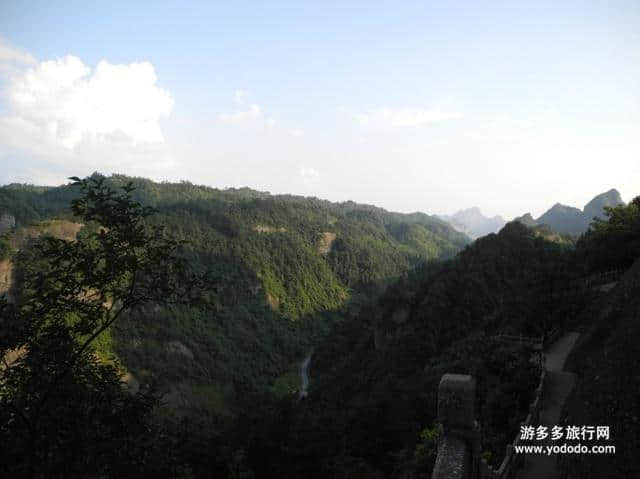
[244,197,640,478]
[248,221,585,477]
[2,175,636,478]
[0,174,469,421]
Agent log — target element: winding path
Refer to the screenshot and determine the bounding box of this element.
[516,332,580,479]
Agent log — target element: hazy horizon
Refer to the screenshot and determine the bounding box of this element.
[1,1,638,218]
[0,171,627,222]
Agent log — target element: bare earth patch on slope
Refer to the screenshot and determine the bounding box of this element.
[317,232,336,254]
[253,225,287,233]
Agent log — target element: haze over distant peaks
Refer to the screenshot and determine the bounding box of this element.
[437,207,506,239]
[516,189,625,235]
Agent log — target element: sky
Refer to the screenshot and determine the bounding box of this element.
[0,1,639,218]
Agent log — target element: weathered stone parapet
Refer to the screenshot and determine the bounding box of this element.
[431,436,470,479]
[432,374,480,479]
[437,374,476,430]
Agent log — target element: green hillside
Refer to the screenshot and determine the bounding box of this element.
[0,174,469,421]
[249,221,583,477]
[2,176,638,477]
[244,198,640,478]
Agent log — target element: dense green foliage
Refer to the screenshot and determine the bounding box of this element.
[0,177,209,477]
[560,261,640,479]
[0,184,79,227]
[3,174,633,477]
[559,197,640,479]
[0,174,469,476]
[1,173,468,320]
[575,197,640,274]
[239,222,583,477]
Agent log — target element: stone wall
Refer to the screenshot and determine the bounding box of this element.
[432,353,546,479]
[431,374,479,479]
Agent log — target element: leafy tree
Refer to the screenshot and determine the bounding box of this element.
[0,176,209,478]
[576,196,640,273]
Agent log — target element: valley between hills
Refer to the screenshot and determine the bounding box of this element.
[1,174,638,478]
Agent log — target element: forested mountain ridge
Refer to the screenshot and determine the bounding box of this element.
[1,174,638,478]
[252,221,580,477]
[0,174,469,421]
[249,197,640,478]
[0,173,469,299]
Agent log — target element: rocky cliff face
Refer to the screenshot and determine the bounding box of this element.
[583,189,625,223]
[0,214,15,235]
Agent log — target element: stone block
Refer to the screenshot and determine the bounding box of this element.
[437,373,476,429]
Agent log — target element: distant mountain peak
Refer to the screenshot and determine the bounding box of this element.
[583,189,625,221]
[547,202,581,213]
[437,207,506,239]
[461,206,482,214]
[516,188,625,236]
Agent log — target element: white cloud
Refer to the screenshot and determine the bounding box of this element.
[217,90,302,137]
[217,103,264,125]
[5,54,173,149]
[0,41,176,184]
[356,107,462,128]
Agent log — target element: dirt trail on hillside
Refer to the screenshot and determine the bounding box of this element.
[516,332,579,479]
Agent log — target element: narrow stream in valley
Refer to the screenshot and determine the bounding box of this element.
[298,351,312,399]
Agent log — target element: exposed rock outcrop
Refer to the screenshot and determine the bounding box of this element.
[0,214,15,235]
